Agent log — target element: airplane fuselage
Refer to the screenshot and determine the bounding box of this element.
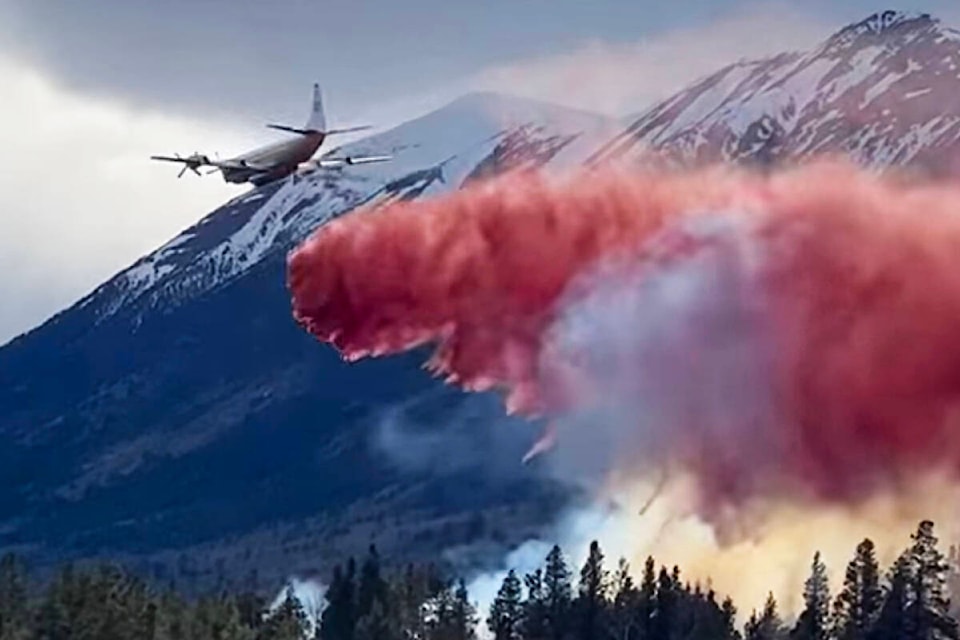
[153,83,390,185]
[220,132,326,186]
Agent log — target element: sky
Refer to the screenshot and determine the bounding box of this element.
[1,0,959,343]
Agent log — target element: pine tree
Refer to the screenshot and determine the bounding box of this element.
[722,596,741,640]
[635,556,657,639]
[320,559,358,640]
[745,593,785,640]
[870,552,910,640]
[575,540,609,640]
[260,586,308,640]
[355,597,396,640]
[611,558,641,640]
[357,545,388,623]
[522,568,549,640]
[833,539,883,640]
[543,545,573,640]
[453,579,479,640]
[745,610,760,640]
[651,566,677,640]
[393,563,442,640]
[791,551,830,640]
[427,579,477,640]
[488,570,523,640]
[905,519,960,640]
[948,546,960,622]
[683,588,732,640]
[191,593,255,640]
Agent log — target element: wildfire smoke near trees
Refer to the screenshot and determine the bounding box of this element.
[1,519,959,639]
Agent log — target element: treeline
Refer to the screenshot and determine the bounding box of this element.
[0,519,958,639]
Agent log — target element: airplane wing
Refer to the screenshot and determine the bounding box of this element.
[324,125,374,135]
[266,124,374,136]
[151,152,281,177]
[314,154,393,168]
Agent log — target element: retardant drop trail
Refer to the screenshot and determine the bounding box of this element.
[287,161,960,519]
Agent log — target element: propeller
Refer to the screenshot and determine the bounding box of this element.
[151,152,207,178]
[175,152,205,178]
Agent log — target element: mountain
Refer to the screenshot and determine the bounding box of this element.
[3,10,960,595]
[0,92,612,592]
[591,10,960,175]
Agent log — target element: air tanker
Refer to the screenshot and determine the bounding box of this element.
[151,84,391,186]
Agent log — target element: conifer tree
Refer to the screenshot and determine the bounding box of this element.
[722,596,741,640]
[611,558,641,640]
[488,570,523,640]
[320,559,358,640]
[791,551,830,640]
[745,610,761,640]
[543,545,573,640]
[427,579,477,640]
[639,556,657,639]
[905,520,959,640]
[394,563,442,640]
[191,594,254,640]
[355,597,396,640]
[357,545,388,623]
[453,578,479,640]
[652,566,677,640]
[522,568,549,640]
[575,540,609,640]
[745,593,785,640]
[948,546,960,622]
[833,539,883,640]
[260,586,308,640]
[235,592,268,634]
[870,552,910,640]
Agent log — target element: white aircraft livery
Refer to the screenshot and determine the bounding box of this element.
[151,84,391,187]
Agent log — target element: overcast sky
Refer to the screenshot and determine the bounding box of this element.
[1,0,959,344]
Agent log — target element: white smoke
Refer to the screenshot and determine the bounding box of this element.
[269,577,328,638]
[535,209,787,516]
[464,494,662,638]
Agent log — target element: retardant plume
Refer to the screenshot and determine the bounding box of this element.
[287,160,960,526]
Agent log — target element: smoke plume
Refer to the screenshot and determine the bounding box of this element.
[288,160,960,535]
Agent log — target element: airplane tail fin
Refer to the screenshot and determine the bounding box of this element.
[305,83,327,132]
[267,84,373,136]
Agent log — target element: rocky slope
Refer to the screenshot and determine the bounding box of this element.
[591,10,960,175]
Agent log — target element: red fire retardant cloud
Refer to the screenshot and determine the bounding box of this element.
[287,161,960,510]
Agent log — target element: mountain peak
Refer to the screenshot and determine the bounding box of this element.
[827,10,938,47]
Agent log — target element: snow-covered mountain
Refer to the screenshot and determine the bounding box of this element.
[592,10,960,174]
[3,10,960,596]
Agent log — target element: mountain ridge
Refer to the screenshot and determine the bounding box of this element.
[591,8,960,172]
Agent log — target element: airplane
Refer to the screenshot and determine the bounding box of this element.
[151,84,392,187]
